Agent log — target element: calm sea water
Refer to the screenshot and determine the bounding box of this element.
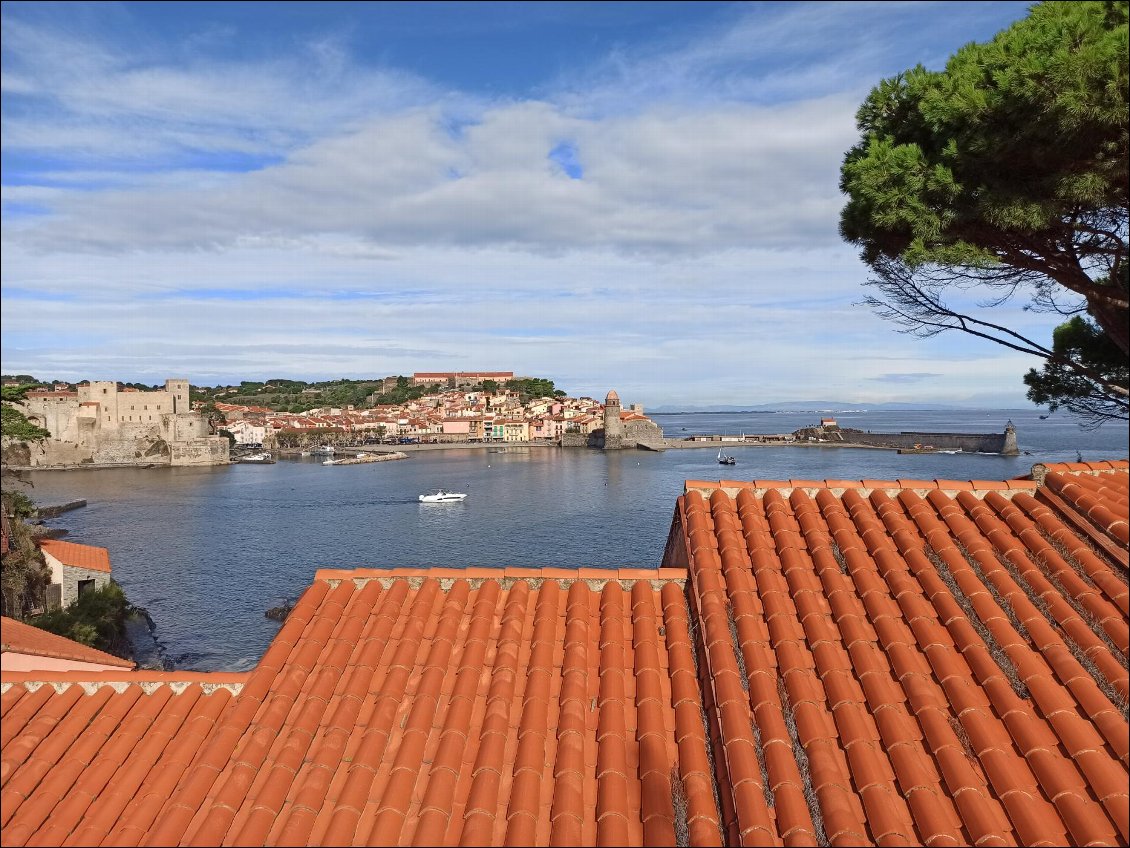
[24,408,1127,671]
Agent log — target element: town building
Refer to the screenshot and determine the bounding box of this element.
[5,379,228,468]
[2,459,1125,845]
[38,539,113,609]
[412,371,515,389]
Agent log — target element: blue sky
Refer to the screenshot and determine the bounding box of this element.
[1,0,1061,408]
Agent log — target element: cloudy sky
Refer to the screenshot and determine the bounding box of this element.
[2,0,1049,408]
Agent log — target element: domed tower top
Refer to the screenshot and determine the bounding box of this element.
[605,389,620,405]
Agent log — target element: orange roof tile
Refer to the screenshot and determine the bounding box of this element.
[666,464,1129,847]
[1,617,134,669]
[2,461,1126,847]
[2,573,701,846]
[37,539,112,573]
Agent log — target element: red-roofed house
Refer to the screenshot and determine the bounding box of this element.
[38,539,112,609]
[1,616,134,672]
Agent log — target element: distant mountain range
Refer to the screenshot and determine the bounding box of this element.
[649,401,1030,413]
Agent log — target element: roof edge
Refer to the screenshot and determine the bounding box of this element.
[683,477,1041,498]
[1,669,249,692]
[313,565,688,583]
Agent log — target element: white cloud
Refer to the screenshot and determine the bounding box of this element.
[1,2,1047,407]
[8,93,859,256]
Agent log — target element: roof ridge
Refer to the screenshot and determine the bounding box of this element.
[313,566,688,582]
[684,478,1041,495]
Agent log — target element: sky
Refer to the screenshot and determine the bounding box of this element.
[1,0,1058,409]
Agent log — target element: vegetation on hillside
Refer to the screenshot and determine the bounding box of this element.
[370,377,442,407]
[7,373,571,418]
[840,0,1128,427]
[481,377,565,402]
[29,580,134,658]
[1,384,52,441]
[0,490,52,619]
[1,488,135,659]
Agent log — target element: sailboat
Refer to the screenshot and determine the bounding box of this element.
[717,448,736,466]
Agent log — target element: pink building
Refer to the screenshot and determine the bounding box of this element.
[441,419,471,436]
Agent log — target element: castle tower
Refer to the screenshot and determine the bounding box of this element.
[165,379,190,414]
[78,381,120,430]
[603,389,624,450]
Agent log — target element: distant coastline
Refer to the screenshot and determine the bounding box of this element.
[650,406,1040,414]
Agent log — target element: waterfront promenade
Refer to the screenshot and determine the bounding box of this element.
[281,437,902,456]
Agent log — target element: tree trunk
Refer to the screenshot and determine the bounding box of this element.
[1088,296,1130,356]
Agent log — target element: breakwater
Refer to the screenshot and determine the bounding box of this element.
[665,422,1019,455]
[820,427,1017,455]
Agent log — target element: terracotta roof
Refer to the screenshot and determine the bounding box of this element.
[2,568,709,847]
[2,461,1127,846]
[1,617,134,669]
[37,539,112,573]
[666,460,1129,846]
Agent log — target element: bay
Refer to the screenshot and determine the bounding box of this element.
[23,408,1127,671]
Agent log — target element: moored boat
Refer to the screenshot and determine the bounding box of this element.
[419,490,467,503]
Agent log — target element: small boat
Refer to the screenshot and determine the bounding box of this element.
[717,448,736,466]
[419,490,467,503]
[299,450,311,457]
[311,445,335,456]
[239,451,274,463]
[1039,415,1049,420]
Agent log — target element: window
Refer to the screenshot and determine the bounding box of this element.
[77,578,96,598]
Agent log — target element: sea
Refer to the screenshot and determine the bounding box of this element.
[22,408,1128,672]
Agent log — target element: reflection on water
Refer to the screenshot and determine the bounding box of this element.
[23,409,1126,671]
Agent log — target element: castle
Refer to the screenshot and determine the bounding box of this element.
[4,379,229,468]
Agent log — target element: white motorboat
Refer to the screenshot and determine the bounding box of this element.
[419,490,467,503]
[239,451,274,463]
[311,445,335,456]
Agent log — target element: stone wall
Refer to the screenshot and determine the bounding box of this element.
[171,437,230,466]
[5,403,229,469]
[582,418,665,450]
[58,565,110,609]
[830,428,1015,454]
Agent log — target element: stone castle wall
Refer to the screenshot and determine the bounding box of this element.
[585,418,665,450]
[6,380,228,469]
[797,426,1016,455]
[171,437,231,466]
